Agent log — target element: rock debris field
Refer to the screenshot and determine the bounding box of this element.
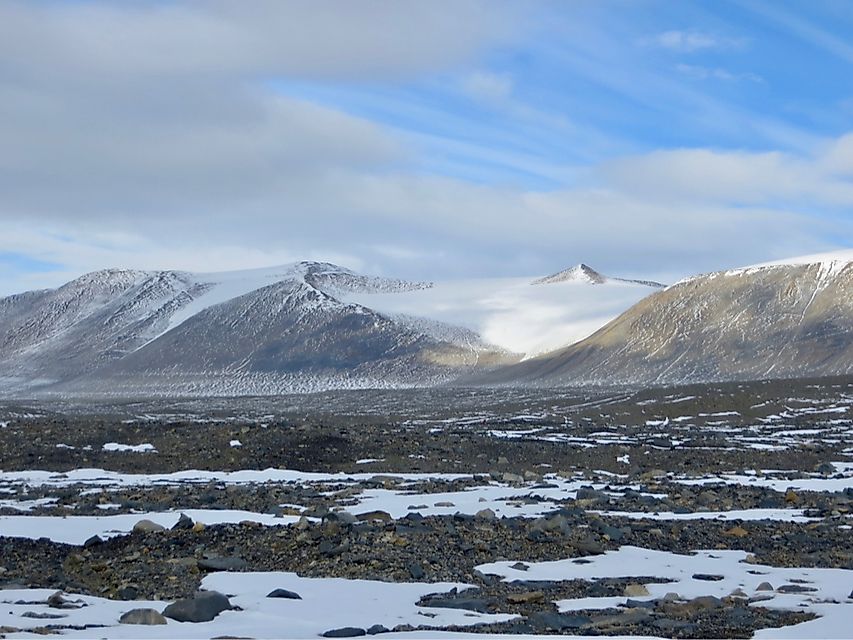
[0,377,851,638]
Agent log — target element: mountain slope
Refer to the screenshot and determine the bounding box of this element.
[0,262,512,396]
[486,254,853,386]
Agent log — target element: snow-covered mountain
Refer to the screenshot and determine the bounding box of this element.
[0,261,659,396]
[531,263,664,288]
[484,251,853,387]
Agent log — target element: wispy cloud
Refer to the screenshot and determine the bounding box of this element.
[676,63,763,83]
[460,71,514,104]
[644,30,746,53]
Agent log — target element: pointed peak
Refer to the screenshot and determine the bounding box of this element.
[532,263,607,285]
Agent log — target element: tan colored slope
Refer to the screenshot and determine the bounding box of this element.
[487,261,853,386]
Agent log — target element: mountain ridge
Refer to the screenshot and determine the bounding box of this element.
[478,253,853,387]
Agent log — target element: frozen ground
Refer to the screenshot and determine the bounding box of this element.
[0,379,851,638]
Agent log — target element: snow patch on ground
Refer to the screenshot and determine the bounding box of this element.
[0,574,515,639]
[102,443,157,453]
[478,546,853,640]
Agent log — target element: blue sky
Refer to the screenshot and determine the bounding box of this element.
[275,0,852,180]
[0,0,852,294]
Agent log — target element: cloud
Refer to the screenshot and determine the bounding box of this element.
[460,71,514,103]
[597,146,853,207]
[676,63,763,83]
[646,30,745,53]
[0,0,519,80]
[0,1,849,297]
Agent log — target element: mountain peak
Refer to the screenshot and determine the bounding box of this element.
[532,263,608,285]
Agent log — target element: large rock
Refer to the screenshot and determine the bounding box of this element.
[162,591,232,623]
[322,628,366,638]
[119,608,168,625]
[132,519,166,534]
[267,588,302,599]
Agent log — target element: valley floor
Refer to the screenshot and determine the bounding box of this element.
[0,378,851,638]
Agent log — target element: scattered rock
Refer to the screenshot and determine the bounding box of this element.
[506,591,544,604]
[83,535,102,548]
[366,624,389,635]
[162,591,232,623]
[198,556,248,572]
[22,611,66,619]
[172,513,194,530]
[267,589,301,599]
[777,584,817,593]
[510,562,529,571]
[422,596,492,613]
[529,612,591,630]
[119,608,168,625]
[692,573,724,581]
[756,582,774,591]
[322,627,366,638]
[47,591,84,610]
[624,583,650,597]
[407,562,425,580]
[132,519,166,534]
[723,525,749,538]
[475,508,496,521]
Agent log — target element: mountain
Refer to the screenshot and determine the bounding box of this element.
[338,264,662,358]
[483,252,853,387]
[0,260,660,396]
[531,263,665,288]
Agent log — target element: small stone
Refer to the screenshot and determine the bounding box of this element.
[322,627,366,638]
[507,591,544,604]
[171,513,194,530]
[366,624,389,635]
[575,537,604,556]
[407,563,425,580]
[529,612,591,630]
[356,510,392,523]
[624,584,650,597]
[47,591,83,609]
[475,508,496,521]
[198,556,247,572]
[267,589,301,599]
[692,573,724,581]
[723,525,749,538]
[22,611,66,619]
[784,489,799,504]
[755,582,774,591]
[510,562,529,571]
[132,519,166,534]
[192,521,205,533]
[327,511,357,525]
[83,535,102,548]
[497,456,510,465]
[162,591,231,623]
[119,608,168,625]
[777,584,817,593]
[422,596,492,613]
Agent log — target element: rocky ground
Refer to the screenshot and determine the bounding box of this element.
[0,377,851,638]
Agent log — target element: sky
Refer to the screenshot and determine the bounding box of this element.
[1,0,853,295]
